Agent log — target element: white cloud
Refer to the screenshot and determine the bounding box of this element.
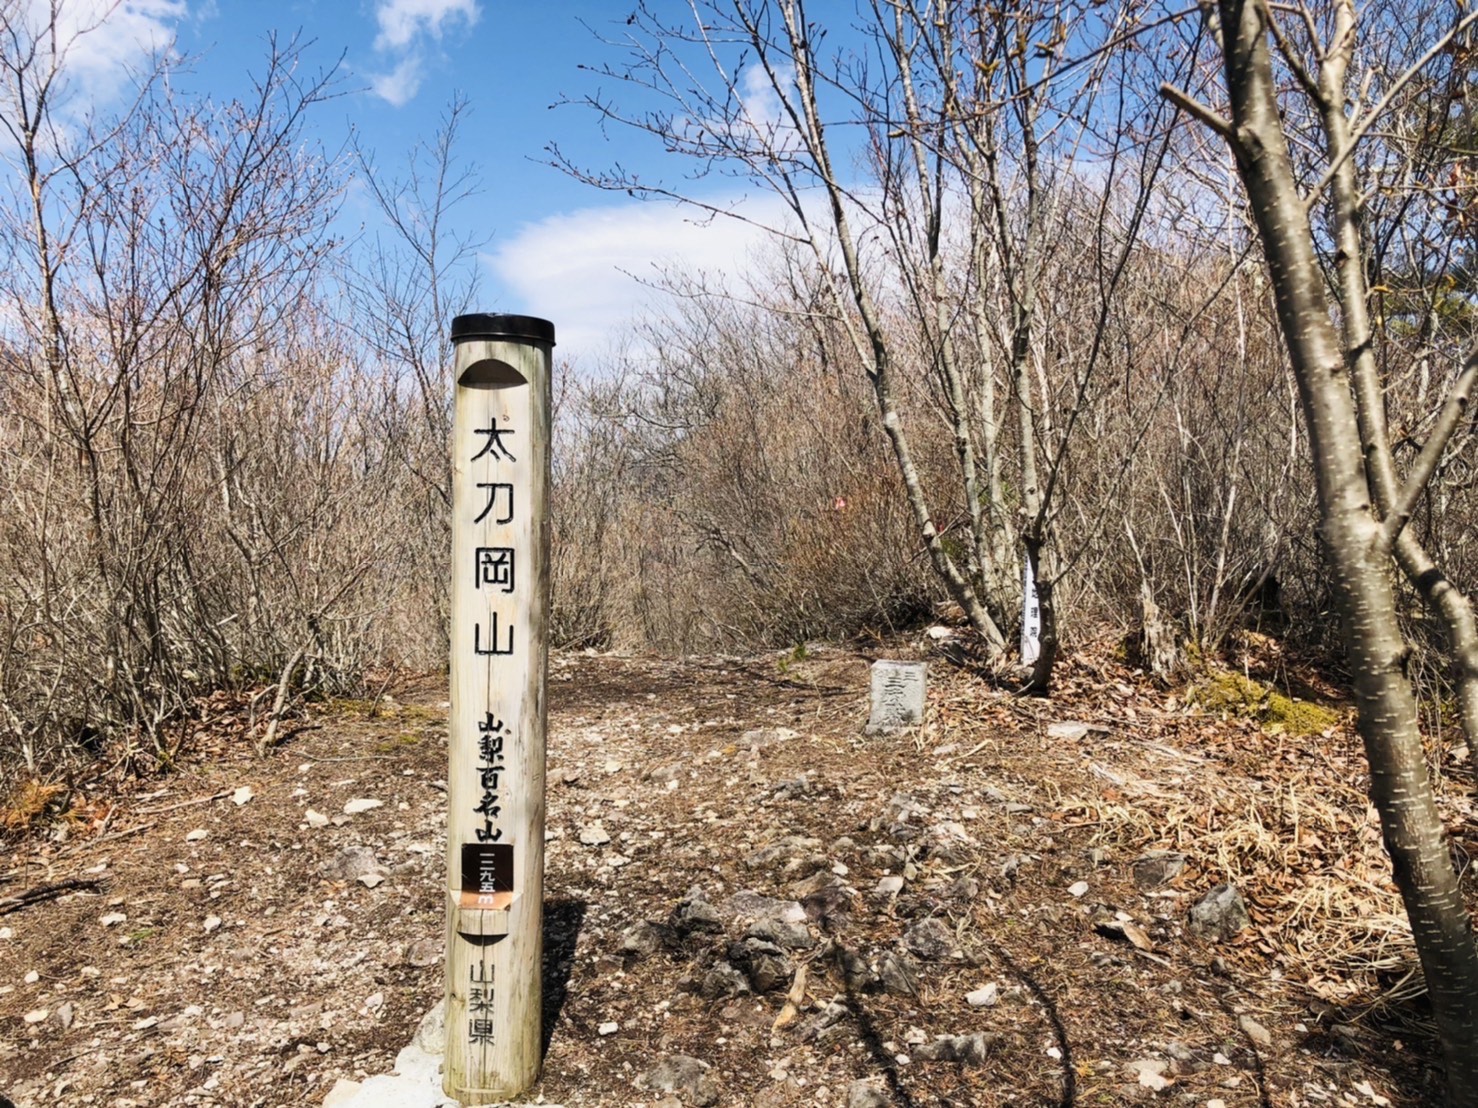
[15,0,184,110]
[487,197,800,363]
[369,54,422,108]
[366,0,477,103]
[374,0,478,51]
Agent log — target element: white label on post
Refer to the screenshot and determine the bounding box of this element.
[1021,555,1041,666]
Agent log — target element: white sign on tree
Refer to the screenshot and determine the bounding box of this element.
[444,314,553,1104]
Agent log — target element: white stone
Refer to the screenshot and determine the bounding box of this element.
[343,798,383,815]
[579,822,611,846]
[1068,880,1090,898]
[100,913,127,928]
[232,787,254,806]
[185,829,209,842]
[966,983,999,1007]
[598,1021,619,1035]
[322,1079,363,1107]
[202,916,222,933]
[305,809,330,828]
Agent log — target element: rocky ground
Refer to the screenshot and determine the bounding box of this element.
[1,641,1472,1107]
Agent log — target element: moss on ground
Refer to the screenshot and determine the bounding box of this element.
[1190,669,1340,736]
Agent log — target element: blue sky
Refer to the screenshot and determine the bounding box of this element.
[146,0,790,362]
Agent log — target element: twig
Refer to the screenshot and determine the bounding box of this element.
[258,647,307,756]
[133,789,233,816]
[88,822,156,846]
[0,877,103,915]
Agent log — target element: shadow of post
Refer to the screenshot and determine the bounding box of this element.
[542,898,588,1057]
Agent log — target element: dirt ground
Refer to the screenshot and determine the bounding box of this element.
[1,640,1472,1107]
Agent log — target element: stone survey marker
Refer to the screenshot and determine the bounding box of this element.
[445,314,554,1104]
[866,660,927,733]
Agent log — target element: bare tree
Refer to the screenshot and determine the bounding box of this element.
[557,0,1183,687]
[349,94,485,648]
[0,8,360,775]
[1164,0,1478,1098]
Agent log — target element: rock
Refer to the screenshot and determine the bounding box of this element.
[202,915,222,933]
[412,1001,445,1054]
[874,875,904,896]
[744,835,822,869]
[100,912,127,927]
[1126,1058,1171,1091]
[305,810,330,828]
[646,764,684,785]
[231,786,254,805]
[1132,851,1186,890]
[1067,880,1090,898]
[322,846,386,883]
[835,947,876,991]
[640,1054,720,1106]
[578,822,611,846]
[598,1020,619,1035]
[698,962,751,999]
[947,875,980,902]
[23,1009,47,1024]
[403,938,440,968]
[875,792,927,838]
[966,983,999,1007]
[789,870,845,899]
[55,1001,74,1029]
[184,829,208,842]
[621,920,674,959]
[1239,1014,1272,1048]
[721,891,806,926]
[670,892,724,937]
[772,773,814,800]
[904,917,958,961]
[358,873,386,889]
[740,727,797,750]
[322,1079,363,1107]
[1188,883,1250,942]
[745,918,815,952]
[878,951,920,997]
[341,798,383,815]
[1046,721,1091,741]
[915,1033,996,1065]
[846,1079,891,1108]
[727,938,793,993]
[800,883,852,925]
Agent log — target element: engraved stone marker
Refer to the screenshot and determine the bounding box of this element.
[866,660,927,734]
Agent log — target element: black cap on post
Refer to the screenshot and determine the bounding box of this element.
[451,313,556,347]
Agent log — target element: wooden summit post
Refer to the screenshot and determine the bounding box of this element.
[445,313,553,1104]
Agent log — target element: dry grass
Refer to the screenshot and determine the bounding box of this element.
[0,779,66,834]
